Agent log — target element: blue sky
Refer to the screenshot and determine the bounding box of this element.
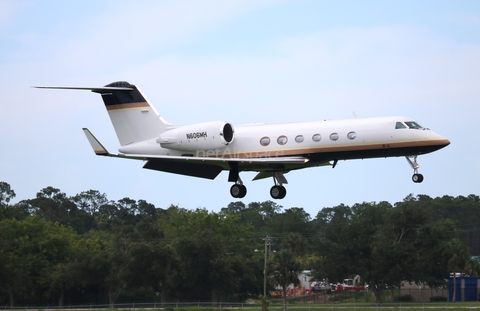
[1,0,479,217]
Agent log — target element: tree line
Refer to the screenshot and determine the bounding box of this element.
[0,181,479,307]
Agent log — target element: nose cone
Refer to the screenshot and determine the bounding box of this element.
[429,133,450,153]
[417,129,450,155]
[438,137,450,148]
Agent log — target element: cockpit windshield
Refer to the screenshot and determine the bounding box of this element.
[396,121,423,130]
[405,121,423,129]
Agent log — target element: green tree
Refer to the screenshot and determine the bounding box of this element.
[445,239,470,302]
[266,207,311,237]
[0,181,15,206]
[71,231,110,304]
[0,217,77,306]
[221,201,246,214]
[270,250,302,311]
[0,183,30,221]
[72,189,108,216]
[162,206,258,301]
[222,202,264,232]
[26,187,95,233]
[315,200,459,304]
[119,220,175,305]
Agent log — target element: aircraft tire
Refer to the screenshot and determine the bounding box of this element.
[412,174,424,183]
[238,185,247,198]
[230,184,247,198]
[279,186,287,199]
[270,185,281,199]
[270,185,286,199]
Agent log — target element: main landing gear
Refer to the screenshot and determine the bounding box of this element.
[270,172,288,200]
[406,155,424,183]
[229,172,288,200]
[230,176,247,198]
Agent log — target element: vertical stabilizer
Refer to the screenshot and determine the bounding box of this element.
[92,81,171,146]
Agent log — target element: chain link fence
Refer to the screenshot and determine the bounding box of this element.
[3,288,479,310]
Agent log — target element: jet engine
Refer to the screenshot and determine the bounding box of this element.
[157,121,234,152]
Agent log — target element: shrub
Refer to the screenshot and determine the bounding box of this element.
[430,296,448,302]
[396,294,413,302]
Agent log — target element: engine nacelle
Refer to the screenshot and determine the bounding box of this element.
[157,121,234,152]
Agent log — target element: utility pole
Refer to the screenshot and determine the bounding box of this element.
[263,235,270,297]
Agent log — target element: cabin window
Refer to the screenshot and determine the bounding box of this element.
[395,122,407,129]
[312,134,321,142]
[330,133,339,141]
[295,135,304,143]
[277,135,288,145]
[347,131,357,140]
[260,137,270,146]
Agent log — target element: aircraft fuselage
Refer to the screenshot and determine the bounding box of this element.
[118,116,448,166]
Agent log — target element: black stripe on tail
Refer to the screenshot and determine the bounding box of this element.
[92,81,146,106]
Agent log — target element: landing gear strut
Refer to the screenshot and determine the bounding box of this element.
[406,155,424,183]
[270,172,288,199]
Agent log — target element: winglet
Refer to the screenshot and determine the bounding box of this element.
[82,128,110,156]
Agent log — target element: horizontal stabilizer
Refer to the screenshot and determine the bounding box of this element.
[34,86,133,91]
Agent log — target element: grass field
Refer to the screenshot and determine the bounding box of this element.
[109,303,480,311]
[155,303,480,311]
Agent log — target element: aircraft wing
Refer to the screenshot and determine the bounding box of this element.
[83,128,313,180]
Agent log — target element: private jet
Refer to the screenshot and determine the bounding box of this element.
[36,81,450,199]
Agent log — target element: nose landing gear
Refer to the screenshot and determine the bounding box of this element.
[406,155,424,183]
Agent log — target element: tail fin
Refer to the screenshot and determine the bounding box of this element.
[93,81,171,146]
[35,81,172,146]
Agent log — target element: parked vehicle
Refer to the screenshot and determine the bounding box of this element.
[311,280,333,294]
[335,276,365,293]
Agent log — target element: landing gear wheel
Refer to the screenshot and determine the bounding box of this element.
[230,184,247,198]
[270,185,287,199]
[412,174,424,183]
[238,185,247,198]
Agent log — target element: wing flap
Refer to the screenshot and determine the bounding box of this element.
[143,160,223,179]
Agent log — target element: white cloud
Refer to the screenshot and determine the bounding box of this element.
[0,0,28,31]
[442,11,480,29]
[36,0,276,74]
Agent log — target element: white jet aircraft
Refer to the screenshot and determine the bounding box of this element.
[36,81,450,199]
